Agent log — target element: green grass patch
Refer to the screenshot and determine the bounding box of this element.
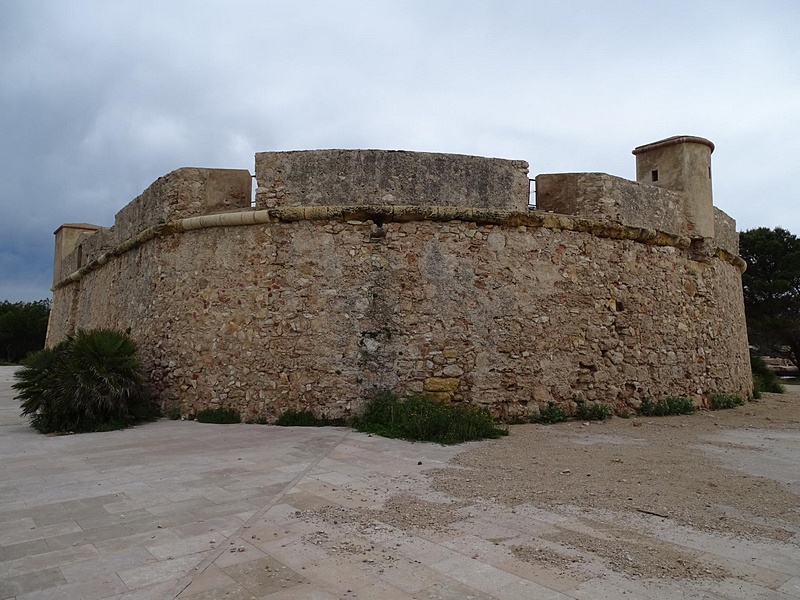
[530,402,569,424]
[639,395,695,417]
[708,393,746,410]
[195,407,240,424]
[352,391,507,444]
[575,402,613,421]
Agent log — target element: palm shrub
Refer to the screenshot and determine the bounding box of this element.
[64,329,156,427]
[14,329,157,433]
[14,339,72,432]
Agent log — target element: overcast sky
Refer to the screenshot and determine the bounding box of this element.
[1,1,798,302]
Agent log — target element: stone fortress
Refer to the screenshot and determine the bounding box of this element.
[47,135,752,420]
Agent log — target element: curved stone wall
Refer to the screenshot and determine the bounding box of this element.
[47,146,752,420]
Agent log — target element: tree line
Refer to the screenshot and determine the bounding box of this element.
[740,227,800,369]
[0,299,50,363]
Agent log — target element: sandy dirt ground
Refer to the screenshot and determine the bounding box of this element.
[304,389,800,589]
[430,391,800,578]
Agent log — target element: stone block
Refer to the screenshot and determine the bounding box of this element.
[424,378,461,392]
[442,365,464,377]
[532,386,551,403]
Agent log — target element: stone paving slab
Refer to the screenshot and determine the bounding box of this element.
[2,366,800,599]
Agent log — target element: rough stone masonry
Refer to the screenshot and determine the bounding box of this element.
[47,136,751,421]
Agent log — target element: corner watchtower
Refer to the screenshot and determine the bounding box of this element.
[632,135,715,240]
[52,223,102,285]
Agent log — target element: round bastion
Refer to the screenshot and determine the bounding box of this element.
[47,138,752,420]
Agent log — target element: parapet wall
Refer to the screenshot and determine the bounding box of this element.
[53,168,252,285]
[114,167,252,240]
[536,173,684,236]
[255,150,531,211]
[47,142,752,420]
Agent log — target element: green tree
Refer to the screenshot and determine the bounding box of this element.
[739,227,800,367]
[0,299,51,363]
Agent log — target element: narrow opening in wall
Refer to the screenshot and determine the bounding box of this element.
[251,173,257,208]
[708,166,711,178]
[76,244,83,269]
[651,170,659,182]
[528,179,536,209]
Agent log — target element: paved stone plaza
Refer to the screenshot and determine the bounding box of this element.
[1,366,799,599]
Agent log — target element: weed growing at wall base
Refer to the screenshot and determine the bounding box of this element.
[195,407,240,424]
[530,402,569,424]
[709,393,746,410]
[639,396,695,417]
[275,409,345,427]
[352,391,507,445]
[575,402,613,421]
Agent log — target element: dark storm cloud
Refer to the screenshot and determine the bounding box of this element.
[1,0,798,300]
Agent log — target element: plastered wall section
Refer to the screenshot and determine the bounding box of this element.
[48,216,751,420]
